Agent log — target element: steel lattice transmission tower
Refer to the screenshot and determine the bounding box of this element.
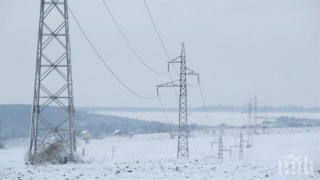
[29,0,76,161]
[157,43,199,159]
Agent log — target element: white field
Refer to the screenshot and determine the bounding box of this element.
[93,111,320,126]
[1,127,320,180]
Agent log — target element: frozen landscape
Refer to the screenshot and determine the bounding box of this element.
[1,0,319,179]
[1,127,319,180]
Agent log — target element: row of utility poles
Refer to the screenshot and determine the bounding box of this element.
[207,129,245,161]
[208,95,265,161]
[246,95,270,147]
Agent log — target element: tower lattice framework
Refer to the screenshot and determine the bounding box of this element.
[157,43,199,159]
[29,0,75,161]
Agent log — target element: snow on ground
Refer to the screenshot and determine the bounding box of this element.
[1,127,320,180]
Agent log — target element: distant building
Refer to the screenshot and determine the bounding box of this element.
[80,130,93,140]
[113,130,123,136]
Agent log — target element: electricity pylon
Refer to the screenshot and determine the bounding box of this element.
[210,129,231,160]
[29,0,75,161]
[157,43,199,159]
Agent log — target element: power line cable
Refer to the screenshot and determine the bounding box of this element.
[199,83,212,125]
[68,7,157,100]
[144,0,180,76]
[149,3,181,45]
[157,96,173,126]
[101,0,167,75]
[143,0,180,100]
[101,0,180,131]
[69,3,178,133]
[143,0,171,62]
[144,0,211,128]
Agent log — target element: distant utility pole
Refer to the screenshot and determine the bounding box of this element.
[112,146,115,158]
[29,0,76,161]
[239,130,244,160]
[262,104,268,134]
[264,104,268,121]
[218,130,223,160]
[253,95,258,126]
[210,129,230,160]
[246,95,259,147]
[157,43,199,159]
[247,100,253,147]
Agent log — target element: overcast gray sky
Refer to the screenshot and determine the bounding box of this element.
[0,0,319,108]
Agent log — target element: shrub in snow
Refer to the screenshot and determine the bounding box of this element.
[29,140,68,165]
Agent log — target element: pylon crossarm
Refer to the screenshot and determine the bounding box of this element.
[167,56,182,72]
[157,80,180,96]
[157,80,180,88]
[186,68,199,76]
[222,146,230,151]
[169,56,182,64]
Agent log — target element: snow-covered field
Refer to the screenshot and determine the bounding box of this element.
[1,127,320,180]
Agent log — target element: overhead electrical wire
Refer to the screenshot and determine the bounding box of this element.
[144,0,213,130]
[199,84,212,125]
[143,0,213,135]
[68,3,212,149]
[143,0,180,100]
[143,0,180,76]
[101,0,168,75]
[144,0,207,149]
[68,7,157,100]
[143,0,171,62]
[70,2,211,125]
[157,96,173,127]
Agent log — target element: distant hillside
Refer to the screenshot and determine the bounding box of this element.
[263,116,320,128]
[79,105,320,113]
[0,105,210,140]
[2,105,318,140]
